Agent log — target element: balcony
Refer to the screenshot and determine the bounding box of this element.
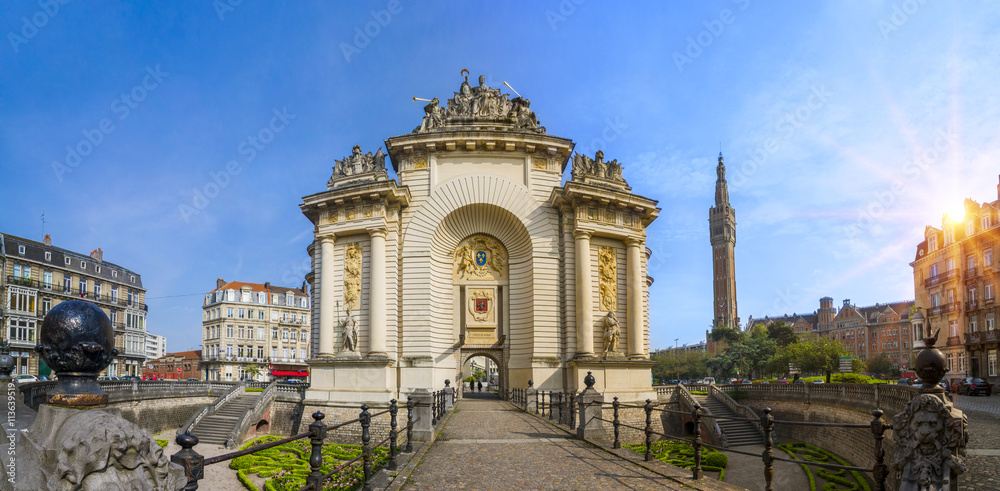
[966,330,999,345]
[966,301,979,312]
[928,302,959,316]
[924,269,959,288]
[6,275,40,289]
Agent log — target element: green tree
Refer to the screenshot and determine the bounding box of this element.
[865,353,892,379]
[777,337,851,382]
[244,364,262,381]
[766,321,798,347]
[705,332,777,380]
[653,349,709,382]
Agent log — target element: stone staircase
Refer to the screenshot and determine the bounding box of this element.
[694,394,763,447]
[191,395,258,446]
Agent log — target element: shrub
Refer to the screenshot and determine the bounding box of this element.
[245,388,264,392]
[155,439,168,448]
[704,452,728,468]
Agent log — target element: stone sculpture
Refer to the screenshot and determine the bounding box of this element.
[602,311,621,359]
[598,246,617,311]
[571,150,626,185]
[413,72,544,134]
[327,145,388,189]
[344,242,363,310]
[342,308,359,352]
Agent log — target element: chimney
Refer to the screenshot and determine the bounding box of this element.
[43,234,51,246]
[216,278,225,289]
[301,280,309,295]
[90,248,103,262]
[843,299,850,307]
[264,282,271,291]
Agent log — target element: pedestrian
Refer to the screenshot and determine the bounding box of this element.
[477,380,482,392]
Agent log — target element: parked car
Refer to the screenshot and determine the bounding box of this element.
[792,378,805,384]
[741,379,752,385]
[13,375,39,384]
[775,379,789,384]
[898,378,911,386]
[666,379,680,385]
[813,379,825,384]
[956,377,993,396]
[949,379,963,393]
[97,376,120,381]
[186,378,199,381]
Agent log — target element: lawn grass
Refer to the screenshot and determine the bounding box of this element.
[624,440,728,480]
[231,435,389,491]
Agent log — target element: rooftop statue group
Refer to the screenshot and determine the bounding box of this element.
[331,145,387,178]
[415,71,544,134]
[571,150,625,184]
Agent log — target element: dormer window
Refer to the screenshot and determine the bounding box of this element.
[112,270,118,278]
[944,228,954,245]
[65,257,71,265]
[984,214,992,230]
[95,265,101,274]
[44,252,51,261]
[17,245,24,255]
[81,261,87,269]
[928,236,938,252]
[130,275,135,283]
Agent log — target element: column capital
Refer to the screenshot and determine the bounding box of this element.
[624,236,644,247]
[367,227,388,239]
[573,229,593,241]
[319,234,336,245]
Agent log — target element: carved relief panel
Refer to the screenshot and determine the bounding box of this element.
[598,246,617,311]
[453,234,507,281]
[344,242,363,311]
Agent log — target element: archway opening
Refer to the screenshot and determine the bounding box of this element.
[461,351,504,399]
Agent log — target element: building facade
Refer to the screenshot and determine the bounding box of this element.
[746,297,915,371]
[146,333,167,361]
[143,350,201,380]
[911,180,1000,385]
[300,73,660,404]
[1,233,147,377]
[201,279,311,382]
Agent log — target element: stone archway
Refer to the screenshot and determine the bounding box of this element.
[460,349,507,398]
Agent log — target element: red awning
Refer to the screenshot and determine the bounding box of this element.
[272,370,308,377]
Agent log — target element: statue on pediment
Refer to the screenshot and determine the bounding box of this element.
[413,71,544,134]
[571,151,627,186]
[328,145,387,188]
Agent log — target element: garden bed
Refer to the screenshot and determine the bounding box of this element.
[624,440,728,480]
[778,442,872,491]
[230,435,390,491]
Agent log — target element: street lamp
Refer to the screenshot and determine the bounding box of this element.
[674,338,679,382]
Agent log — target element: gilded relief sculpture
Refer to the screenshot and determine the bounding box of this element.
[344,242,362,310]
[454,235,506,280]
[598,246,617,311]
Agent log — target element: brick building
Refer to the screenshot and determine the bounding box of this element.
[143,350,201,380]
[201,279,311,382]
[911,177,1000,385]
[1,233,147,377]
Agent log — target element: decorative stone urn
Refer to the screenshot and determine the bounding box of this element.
[35,300,118,406]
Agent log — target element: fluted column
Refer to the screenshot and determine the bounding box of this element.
[626,237,644,359]
[318,235,336,358]
[367,228,387,358]
[574,230,594,358]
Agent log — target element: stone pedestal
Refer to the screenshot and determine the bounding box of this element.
[2,405,184,490]
[306,357,395,404]
[444,386,455,411]
[576,387,605,441]
[570,359,657,402]
[525,387,538,413]
[410,389,434,442]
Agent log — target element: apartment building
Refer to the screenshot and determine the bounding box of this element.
[201,278,311,382]
[0,233,147,377]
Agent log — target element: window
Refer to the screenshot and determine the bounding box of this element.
[17,245,24,254]
[41,298,51,315]
[227,325,234,338]
[127,290,134,306]
[300,330,307,342]
[238,308,245,319]
[22,266,30,279]
[987,314,996,330]
[968,255,976,271]
[960,353,966,373]
[43,271,52,288]
[301,314,307,323]
[111,286,118,302]
[258,292,266,304]
[282,348,288,360]
[946,354,953,372]
[63,276,71,292]
[7,318,36,343]
[81,261,86,269]
[969,286,976,305]
[248,309,254,319]
[286,295,293,306]
[65,257,71,265]
[931,293,941,307]
[970,316,978,333]
[291,329,297,341]
[112,270,118,278]
[44,251,51,261]
[946,258,955,271]
[983,214,992,230]
[282,329,289,341]
[130,275,135,283]
[987,249,994,267]
[271,347,277,359]
[966,221,975,237]
[94,282,101,298]
[987,284,995,300]
[12,265,20,278]
[944,228,954,245]
[258,327,265,340]
[301,298,307,308]
[271,310,278,321]
[7,288,35,314]
[946,289,955,304]
[259,310,265,320]
[272,328,278,340]
[226,345,233,357]
[227,308,234,318]
[238,326,245,339]
[930,264,939,277]
[291,348,296,360]
[949,320,958,338]
[990,349,998,377]
[241,291,250,303]
[95,265,101,274]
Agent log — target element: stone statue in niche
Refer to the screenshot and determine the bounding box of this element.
[344,242,362,311]
[602,311,621,359]
[341,308,359,353]
[891,393,967,490]
[598,246,617,311]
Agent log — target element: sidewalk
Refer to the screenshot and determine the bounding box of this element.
[393,398,735,490]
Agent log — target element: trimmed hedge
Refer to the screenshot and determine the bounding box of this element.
[624,440,727,480]
[778,442,871,491]
[230,435,390,491]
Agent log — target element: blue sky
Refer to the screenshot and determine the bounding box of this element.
[2,1,999,353]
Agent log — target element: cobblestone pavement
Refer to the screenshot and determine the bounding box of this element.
[952,394,1000,491]
[400,398,703,490]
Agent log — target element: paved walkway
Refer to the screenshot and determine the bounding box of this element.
[396,398,731,490]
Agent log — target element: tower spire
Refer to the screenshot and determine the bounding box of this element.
[715,152,729,207]
[709,150,738,331]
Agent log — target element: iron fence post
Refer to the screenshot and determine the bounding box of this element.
[388,399,398,471]
[557,392,563,424]
[612,397,620,449]
[361,404,372,491]
[569,390,576,430]
[405,396,414,453]
[644,399,653,462]
[171,432,204,491]
[306,411,327,491]
[870,408,887,491]
[761,407,774,491]
[692,402,704,479]
[431,391,438,425]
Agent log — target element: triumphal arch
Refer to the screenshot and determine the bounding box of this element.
[300,72,660,405]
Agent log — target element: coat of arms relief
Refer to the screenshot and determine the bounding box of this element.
[453,235,506,280]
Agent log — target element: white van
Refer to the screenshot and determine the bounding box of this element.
[699,377,716,385]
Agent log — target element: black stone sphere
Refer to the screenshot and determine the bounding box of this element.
[37,300,117,374]
[584,371,596,389]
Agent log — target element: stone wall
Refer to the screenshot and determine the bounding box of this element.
[110,396,216,435]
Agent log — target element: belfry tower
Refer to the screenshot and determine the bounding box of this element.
[709,152,738,329]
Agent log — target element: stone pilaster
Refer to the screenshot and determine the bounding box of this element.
[625,237,644,360]
[318,235,336,358]
[574,229,594,358]
[367,227,387,358]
